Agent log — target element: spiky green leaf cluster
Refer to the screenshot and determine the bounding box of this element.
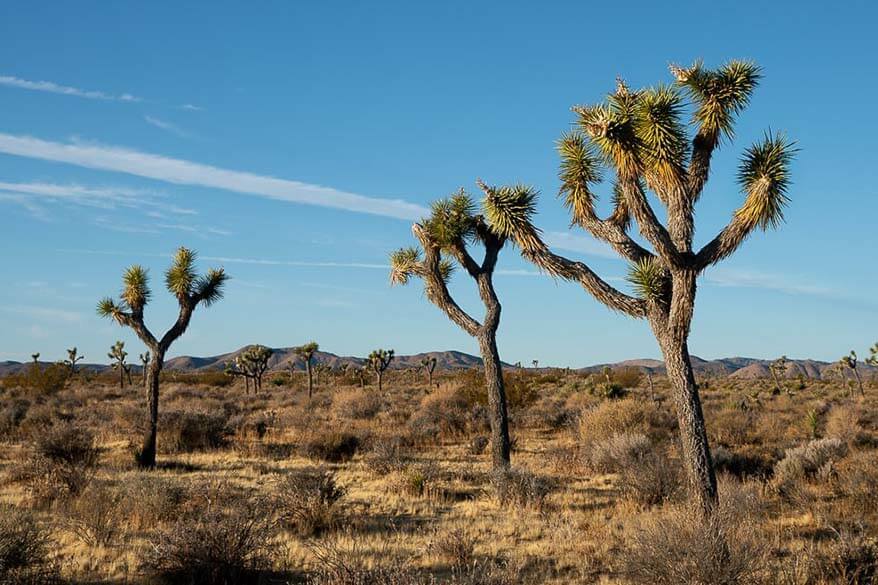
[627,257,666,301]
[389,247,422,286]
[294,341,319,361]
[368,348,395,371]
[422,191,477,248]
[635,85,689,192]
[481,183,542,251]
[557,131,602,223]
[121,265,151,311]
[673,60,761,142]
[194,268,228,306]
[736,132,795,229]
[165,247,198,298]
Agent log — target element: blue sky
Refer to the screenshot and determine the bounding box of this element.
[1,1,876,367]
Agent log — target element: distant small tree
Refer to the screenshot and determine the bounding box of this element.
[294,342,319,399]
[368,349,394,392]
[97,247,228,468]
[532,360,539,369]
[139,351,150,385]
[64,347,84,375]
[770,355,788,396]
[226,345,273,394]
[420,356,437,387]
[31,353,40,365]
[866,343,878,385]
[108,341,131,389]
[840,351,864,397]
[314,363,331,388]
[357,364,369,389]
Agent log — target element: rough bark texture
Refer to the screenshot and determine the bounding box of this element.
[479,334,511,469]
[139,350,163,469]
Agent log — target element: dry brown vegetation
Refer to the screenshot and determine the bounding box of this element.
[1,366,877,584]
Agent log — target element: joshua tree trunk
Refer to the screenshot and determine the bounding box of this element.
[376,370,383,392]
[478,333,511,469]
[306,362,313,399]
[852,367,864,396]
[656,332,716,515]
[119,363,125,389]
[646,370,655,400]
[140,349,164,468]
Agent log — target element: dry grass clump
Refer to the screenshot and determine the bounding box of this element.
[364,432,414,475]
[427,526,477,568]
[305,540,424,585]
[63,481,124,547]
[0,505,59,584]
[158,409,231,453]
[585,432,651,473]
[332,389,384,420]
[393,461,441,498]
[577,398,674,446]
[13,422,99,505]
[408,386,478,442]
[773,437,848,492]
[621,481,768,585]
[617,446,682,506]
[117,474,189,530]
[825,403,867,445]
[489,467,552,510]
[275,467,345,537]
[301,429,362,462]
[823,530,878,585]
[141,485,278,585]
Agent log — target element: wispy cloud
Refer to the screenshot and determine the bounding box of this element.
[180,103,202,111]
[0,181,196,214]
[3,305,83,323]
[543,231,617,259]
[704,268,837,298]
[0,133,428,220]
[144,115,191,138]
[0,75,140,102]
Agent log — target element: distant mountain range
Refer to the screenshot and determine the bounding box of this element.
[2,347,874,379]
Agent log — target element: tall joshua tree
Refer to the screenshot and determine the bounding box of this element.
[770,355,788,396]
[226,345,273,394]
[390,192,512,469]
[420,356,437,387]
[109,341,132,389]
[840,351,864,397]
[482,61,794,514]
[97,247,227,468]
[294,341,319,399]
[64,347,84,375]
[367,349,394,392]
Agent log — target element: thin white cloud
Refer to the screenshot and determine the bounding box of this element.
[0,181,196,214]
[543,231,617,259]
[180,103,202,111]
[704,268,838,298]
[0,75,140,102]
[0,133,428,220]
[144,115,191,138]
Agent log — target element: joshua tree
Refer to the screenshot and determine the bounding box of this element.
[840,351,864,397]
[31,353,40,365]
[867,343,878,367]
[420,356,437,387]
[367,349,394,392]
[357,364,369,389]
[294,341,319,399]
[64,347,84,375]
[314,363,332,388]
[482,61,794,515]
[108,341,132,389]
[139,351,150,385]
[97,247,228,468]
[390,191,513,469]
[226,345,273,394]
[531,360,539,369]
[770,355,788,396]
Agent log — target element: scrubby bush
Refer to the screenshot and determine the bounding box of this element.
[119,475,189,531]
[2,363,69,396]
[0,506,58,584]
[14,422,99,505]
[469,435,489,456]
[332,389,383,420]
[428,527,476,568]
[577,398,674,446]
[490,468,552,510]
[302,430,361,463]
[394,462,440,498]
[773,437,848,491]
[275,468,345,537]
[305,540,424,585]
[142,496,278,585]
[457,369,538,410]
[364,433,413,476]
[408,386,472,440]
[158,410,231,453]
[585,432,651,474]
[823,530,878,585]
[64,482,123,547]
[618,448,682,506]
[0,398,30,439]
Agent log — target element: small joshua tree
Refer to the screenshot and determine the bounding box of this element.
[97,247,227,468]
[482,61,794,515]
[108,341,132,389]
[531,360,539,369]
[294,341,319,399]
[840,351,864,397]
[357,364,369,389]
[64,347,84,375]
[139,351,150,385]
[314,363,332,388]
[770,355,788,396]
[390,191,513,469]
[367,349,394,392]
[31,353,40,365]
[420,356,437,387]
[226,345,273,394]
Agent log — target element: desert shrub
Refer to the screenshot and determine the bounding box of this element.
[428,527,476,568]
[0,398,30,438]
[469,435,489,455]
[14,422,99,505]
[332,389,383,420]
[591,381,627,400]
[617,446,682,506]
[302,430,361,463]
[457,369,538,410]
[275,468,345,537]
[825,404,866,445]
[711,445,775,480]
[394,462,440,498]
[119,475,189,530]
[142,495,277,585]
[525,397,575,430]
[305,540,424,585]
[577,398,674,446]
[364,434,413,476]
[408,386,472,441]
[610,367,643,389]
[165,370,234,388]
[64,482,123,547]
[3,363,69,396]
[447,559,522,585]
[585,432,651,474]
[773,437,848,491]
[0,506,58,584]
[158,410,231,453]
[490,468,552,510]
[622,493,767,584]
[823,530,878,585]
